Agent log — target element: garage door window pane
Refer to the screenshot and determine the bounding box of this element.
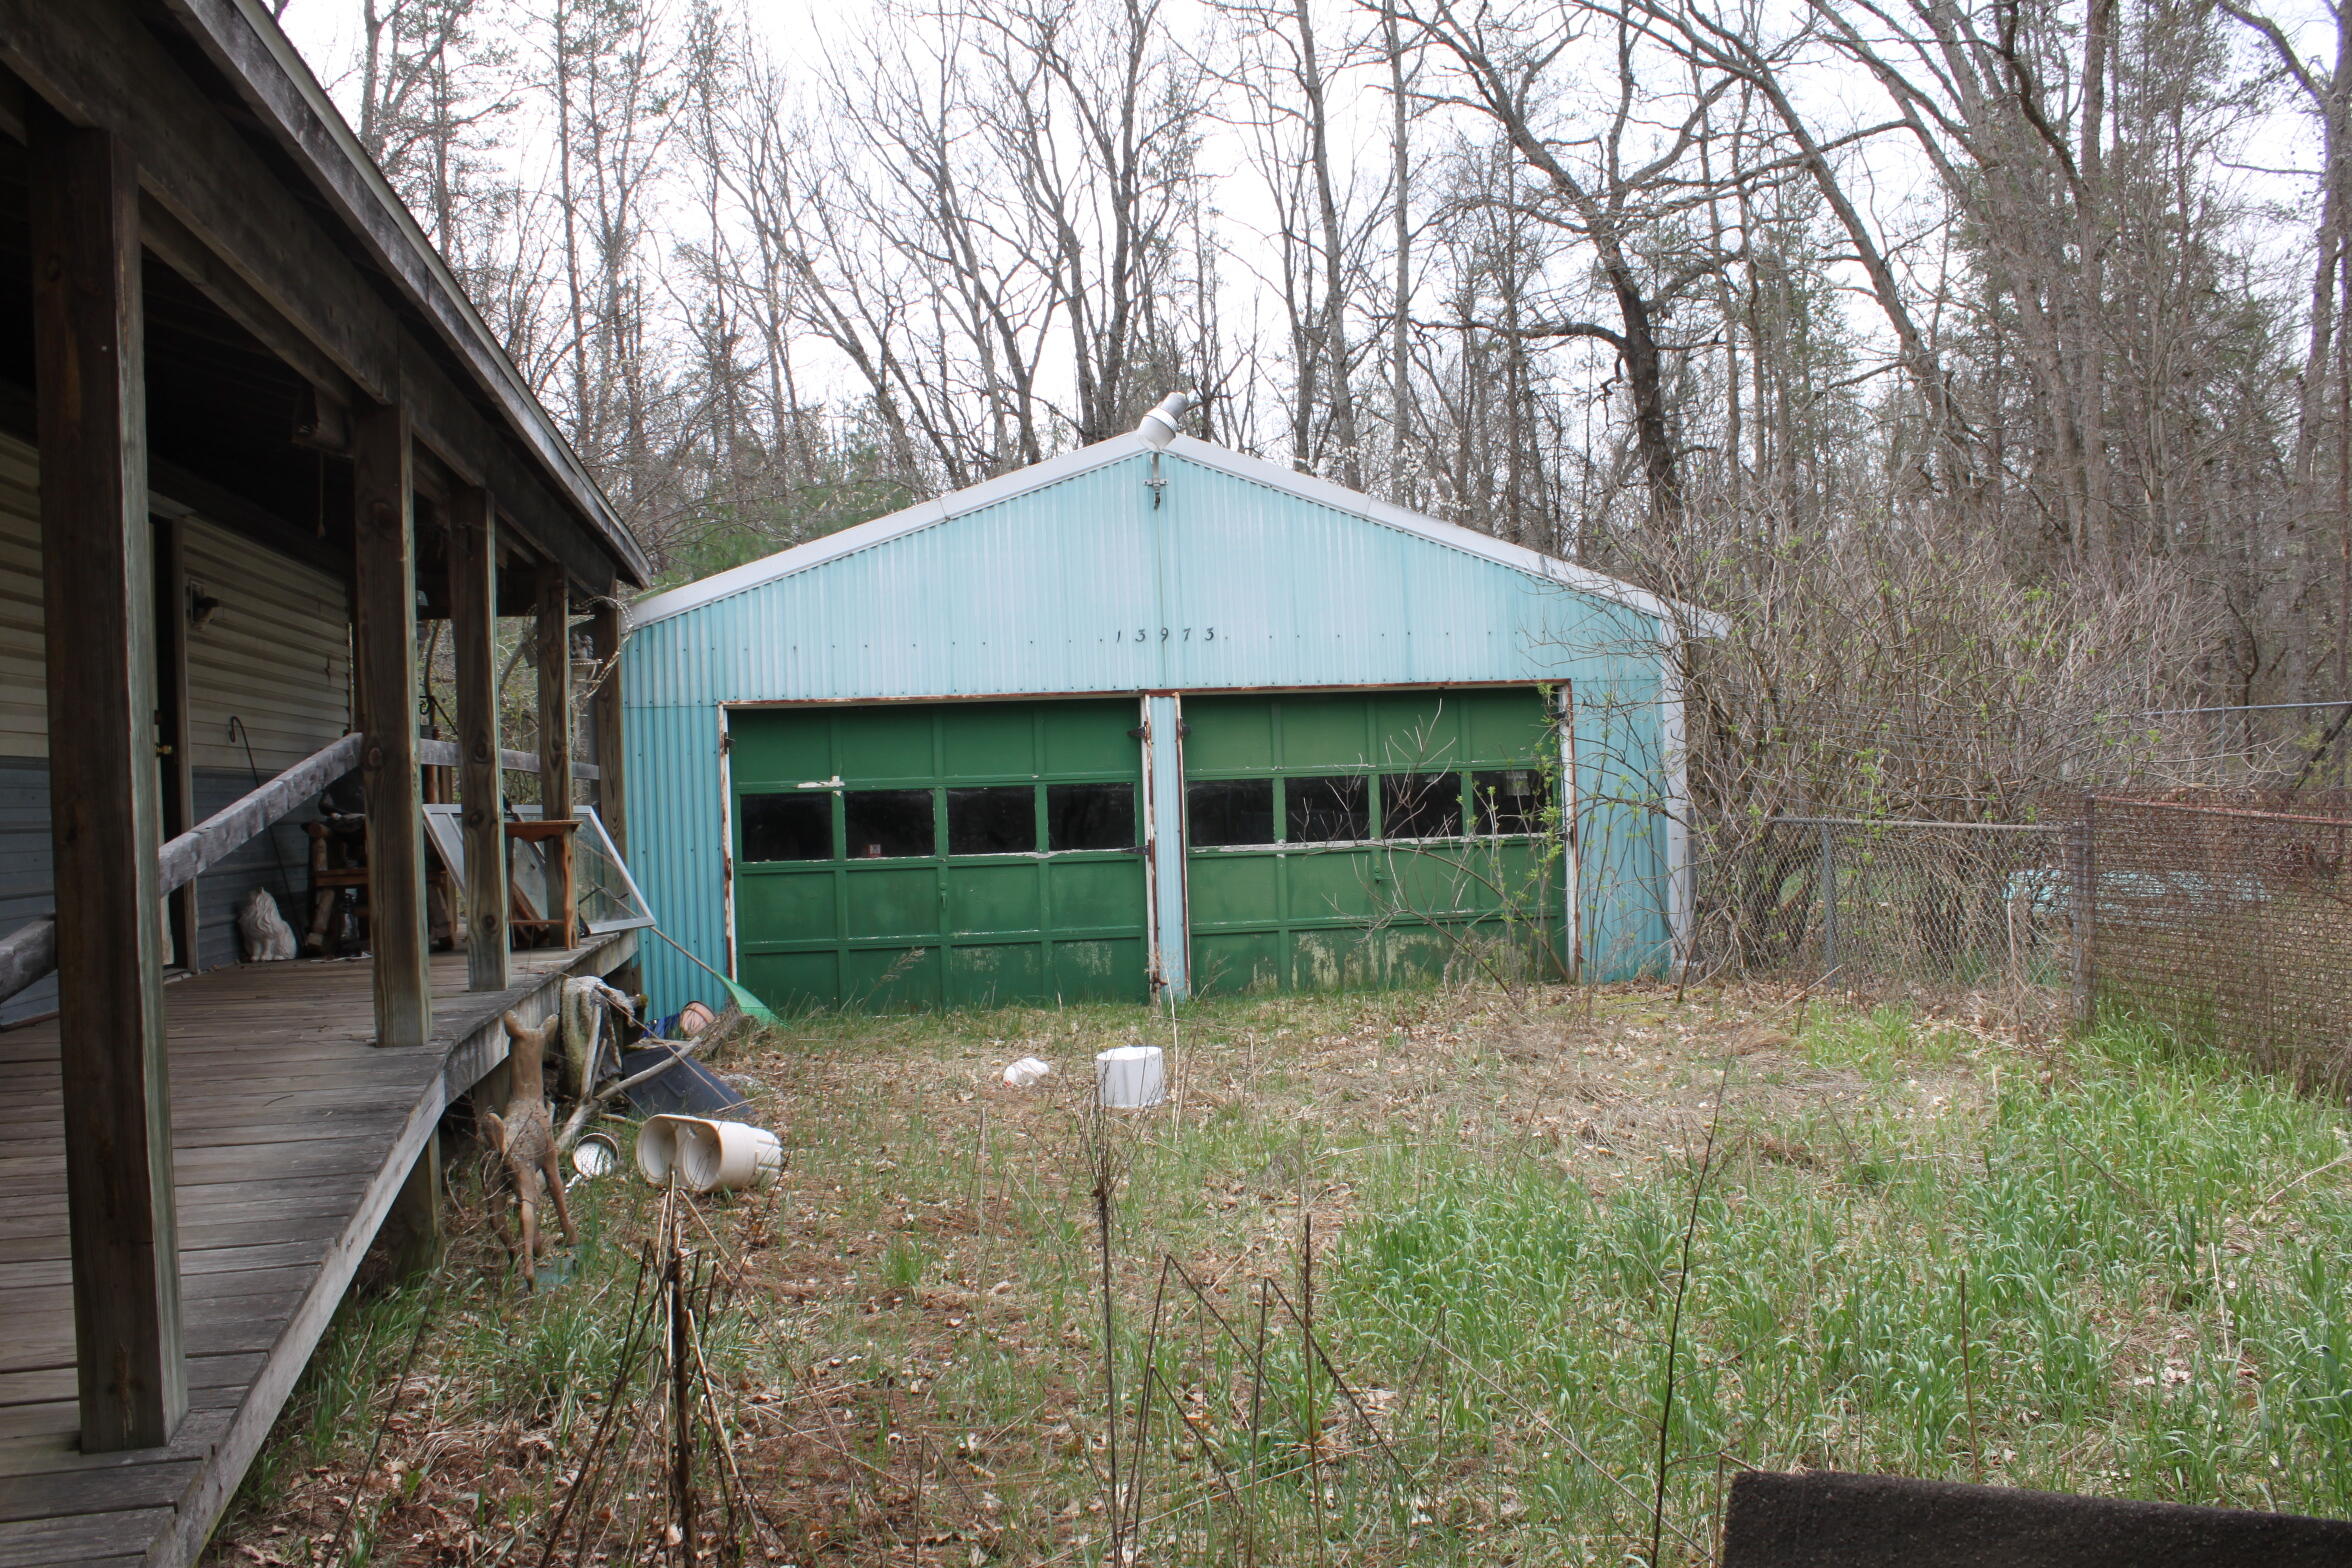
[844,789,935,858]
[1471,769,1548,835]
[741,792,832,861]
[1189,778,1274,847]
[1048,782,1136,851]
[1381,773,1462,839]
[1285,775,1369,843]
[949,785,1038,854]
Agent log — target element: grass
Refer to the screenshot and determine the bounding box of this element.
[207,983,2352,1565]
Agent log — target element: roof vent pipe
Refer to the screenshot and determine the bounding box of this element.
[1135,391,1195,450]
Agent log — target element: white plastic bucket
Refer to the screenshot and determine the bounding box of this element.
[677,1118,784,1192]
[636,1115,687,1185]
[1095,1045,1167,1109]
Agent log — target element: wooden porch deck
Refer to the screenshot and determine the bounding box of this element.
[0,934,636,1567]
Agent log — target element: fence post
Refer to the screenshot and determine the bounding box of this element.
[1818,820,1838,973]
[2070,799,2096,1031]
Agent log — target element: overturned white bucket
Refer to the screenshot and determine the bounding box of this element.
[636,1114,783,1192]
[678,1118,783,1192]
[636,1114,686,1185]
[1095,1045,1167,1109]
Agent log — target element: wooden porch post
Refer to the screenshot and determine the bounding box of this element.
[353,403,430,1047]
[535,566,574,943]
[588,600,627,859]
[449,489,509,991]
[31,107,186,1451]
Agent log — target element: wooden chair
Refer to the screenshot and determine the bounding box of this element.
[504,817,580,948]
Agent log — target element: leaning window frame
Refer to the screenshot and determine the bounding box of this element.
[421,802,657,935]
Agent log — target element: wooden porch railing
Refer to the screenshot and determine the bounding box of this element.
[0,733,600,1007]
[417,737,599,781]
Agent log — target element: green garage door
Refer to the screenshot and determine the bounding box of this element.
[1184,689,1564,996]
[730,700,1148,1013]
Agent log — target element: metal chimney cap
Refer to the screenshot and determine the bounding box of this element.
[1135,391,1196,450]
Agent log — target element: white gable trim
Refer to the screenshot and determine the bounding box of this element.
[626,431,1726,637]
[1163,438,1727,637]
[627,437,1148,628]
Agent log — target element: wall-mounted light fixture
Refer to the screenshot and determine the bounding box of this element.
[188,587,223,631]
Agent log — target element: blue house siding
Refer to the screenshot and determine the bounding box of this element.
[625,437,1694,1012]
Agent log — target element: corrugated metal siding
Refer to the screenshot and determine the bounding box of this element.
[628,703,728,1011]
[1573,678,1670,980]
[625,449,1677,1008]
[628,456,1661,704]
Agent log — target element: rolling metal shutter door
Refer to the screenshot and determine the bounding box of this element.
[1183,688,1565,996]
[730,699,1150,1013]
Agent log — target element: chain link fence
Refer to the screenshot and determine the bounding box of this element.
[1691,815,2076,1030]
[1692,794,2352,1080]
[2083,793,2352,1090]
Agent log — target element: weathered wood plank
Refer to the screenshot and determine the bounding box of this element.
[0,1186,370,1245]
[0,1230,335,1280]
[0,1083,417,1128]
[416,737,599,781]
[0,1289,306,1376]
[0,1210,349,1266]
[30,104,185,1453]
[0,1405,229,1468]
[135,197,358,416]
[156,0,648,586]
[0,0,640,597]
[155,1054,456,1568]
[0,935,636,1565]
[589,600,628,859]
[0,1357,256,1415]
[0,1458,198,1524]
[353,404,431,1050]
[0,1265,313,1324]
[0,0,395,389]
[536,564,576,822]
[536,565,576,950]
[0,1136,403,1188]
[0,1503,175,1563]
[153,733,362,896]
[450,488,510,992]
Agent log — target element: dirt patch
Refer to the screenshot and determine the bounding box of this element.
[207,980,2005,1567]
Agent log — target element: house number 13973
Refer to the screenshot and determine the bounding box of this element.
[1118,626,1217,642]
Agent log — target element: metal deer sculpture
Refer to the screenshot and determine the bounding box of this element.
[483,1009,575,1279]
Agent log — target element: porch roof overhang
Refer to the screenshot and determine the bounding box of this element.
[0,0,649,593]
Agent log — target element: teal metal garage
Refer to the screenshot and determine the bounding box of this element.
[623,411,1719,1014]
